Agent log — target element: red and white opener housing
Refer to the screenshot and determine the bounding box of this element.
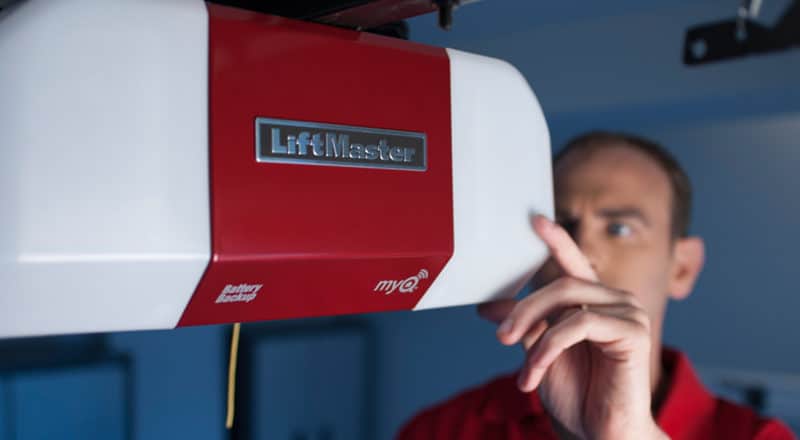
[0,0,552,338]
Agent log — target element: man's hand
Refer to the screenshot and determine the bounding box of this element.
[478,216,668,440]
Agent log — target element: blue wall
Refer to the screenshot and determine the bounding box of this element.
[3,1,799,439]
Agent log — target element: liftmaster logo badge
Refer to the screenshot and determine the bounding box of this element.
[216,284,263,304]
[374,269,430,295]
[255,117,427,171]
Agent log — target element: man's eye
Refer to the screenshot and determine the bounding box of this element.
[607,222,632,237]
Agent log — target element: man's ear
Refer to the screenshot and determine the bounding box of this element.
[669,237,706,300]
[669,237,705,300]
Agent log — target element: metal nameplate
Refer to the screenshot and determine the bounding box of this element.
[255,117,427,171]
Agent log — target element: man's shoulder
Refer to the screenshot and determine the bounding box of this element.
[659,348,796,439]
[396,372,530,440]
[711,398,796,440]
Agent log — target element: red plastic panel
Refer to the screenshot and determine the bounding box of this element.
[178,4,452,326]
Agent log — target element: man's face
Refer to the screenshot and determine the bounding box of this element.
[543,144,678,339]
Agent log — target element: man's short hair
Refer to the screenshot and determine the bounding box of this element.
[554,131,692,239]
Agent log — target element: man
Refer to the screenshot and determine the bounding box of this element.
[397,132,796,439]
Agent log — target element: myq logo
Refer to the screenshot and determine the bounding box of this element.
[374,269,430,295]
[255,117,426,171]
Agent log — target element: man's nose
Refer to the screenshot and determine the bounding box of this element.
[565,222,601,275]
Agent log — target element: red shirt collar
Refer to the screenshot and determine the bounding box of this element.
[479,346,717,435]
[655,347,717,438]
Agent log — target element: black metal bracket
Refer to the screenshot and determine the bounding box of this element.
[683,0,800,65]
[434,0,461,30]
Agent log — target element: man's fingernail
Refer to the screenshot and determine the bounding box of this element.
[534,215,551,230]
[517,374,531,392]
[497,319,514,335]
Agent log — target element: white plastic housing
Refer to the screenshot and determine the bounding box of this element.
[0,3,552,337]
[415,49,553,310]
[0,0,210,337]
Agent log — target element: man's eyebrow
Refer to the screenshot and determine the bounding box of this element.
[597,207,650,225]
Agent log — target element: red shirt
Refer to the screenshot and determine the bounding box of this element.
[397,348,796,440]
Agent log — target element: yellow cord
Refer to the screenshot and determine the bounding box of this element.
[225,322,241,429]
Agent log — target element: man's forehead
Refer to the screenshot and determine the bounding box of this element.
[554,144,673,215]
